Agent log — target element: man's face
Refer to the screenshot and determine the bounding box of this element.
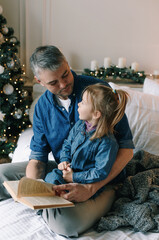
[36,61,74,99]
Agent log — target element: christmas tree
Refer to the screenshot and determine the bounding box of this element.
[0,6,31,159]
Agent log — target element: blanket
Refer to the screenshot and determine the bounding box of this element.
[95,150,159,233]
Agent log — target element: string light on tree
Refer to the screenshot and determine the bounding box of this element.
[0,6,31,158]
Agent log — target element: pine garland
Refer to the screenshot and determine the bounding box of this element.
[82,65,146,83]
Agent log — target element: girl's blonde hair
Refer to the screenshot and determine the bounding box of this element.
[82,84,129,140]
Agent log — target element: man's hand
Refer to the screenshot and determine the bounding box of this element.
[63,166,73,183]
[53,183,94,202]
[58,161,70,170]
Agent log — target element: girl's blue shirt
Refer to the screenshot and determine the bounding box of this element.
[60,120,119,184]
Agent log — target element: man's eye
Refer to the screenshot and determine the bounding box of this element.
[63,73,69,78]
[50,81,57,86]
[63,70,70,78]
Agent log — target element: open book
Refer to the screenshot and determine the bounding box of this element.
[3,177,74,210]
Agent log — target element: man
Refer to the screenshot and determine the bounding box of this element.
[0,46,134,237]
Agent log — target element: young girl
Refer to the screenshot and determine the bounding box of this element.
[45,84,129,193]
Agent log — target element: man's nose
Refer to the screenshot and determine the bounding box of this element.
[59,79,67,89]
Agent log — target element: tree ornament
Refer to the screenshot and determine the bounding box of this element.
[13,108,23,119]
[0,5,3,15]
[0,32,4,44]
[25,108,29,115]
[7,58,15,69]
[21,90,28,98]
[0,65,4,74]
[0,111,5,121]
[3,83,14,95]
[9,36,17,43]
[0,10,31,158]
[0,136,7,142]
[2,25,8,34]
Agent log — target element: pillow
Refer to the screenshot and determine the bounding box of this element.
[11,127,54,162]
[143,77,159,96]
[12,95,55,162]
[32,83,46,100]
[109,82,159,155]
[29,96,40,124]
[11,128,33,162]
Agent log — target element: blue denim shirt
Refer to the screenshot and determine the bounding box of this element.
[59,120,119,184]
[30,71,134,163]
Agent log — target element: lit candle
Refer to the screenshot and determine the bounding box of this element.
[90,60,98,71]
[131,62,139,72]
[118,58,126,68]
[104,57,111,69]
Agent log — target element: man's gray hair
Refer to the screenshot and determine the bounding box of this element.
[30,45,66,79]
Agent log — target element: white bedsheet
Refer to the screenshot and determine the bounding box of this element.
[0,199,159,240]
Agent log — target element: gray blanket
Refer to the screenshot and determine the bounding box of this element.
[95,150,159,233]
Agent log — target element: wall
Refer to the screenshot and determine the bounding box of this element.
[0,0,159,77]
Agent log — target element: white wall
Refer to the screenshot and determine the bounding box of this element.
[0,0,159,77]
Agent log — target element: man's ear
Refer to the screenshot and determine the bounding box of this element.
[34,76,45,86]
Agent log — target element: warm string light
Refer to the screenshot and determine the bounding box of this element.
[83,64,146,83]
[0,16,31,158]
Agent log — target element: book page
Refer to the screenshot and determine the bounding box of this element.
[3,180,19,201]
[17,177,55,198]
[20,195,74,209]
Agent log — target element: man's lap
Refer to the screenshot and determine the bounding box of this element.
[0,161,116,237]
[42,185,116,237]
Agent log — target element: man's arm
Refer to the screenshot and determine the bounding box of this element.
[53,148,133,202]
[91,148,133,188]
[26,159,46,179]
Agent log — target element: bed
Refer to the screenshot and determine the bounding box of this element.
[1,78,159,240]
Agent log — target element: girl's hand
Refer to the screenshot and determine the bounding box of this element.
[63,166,73,183]
[58,161,69,170]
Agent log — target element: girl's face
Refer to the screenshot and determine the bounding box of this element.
[78,91,97,124]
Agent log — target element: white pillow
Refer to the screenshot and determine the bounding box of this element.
[12,127,54,162]
[143,77,159,96]
[109,82,159,155]
[11,128,33,162]
[29,96,40,124]
[12,95,55,162]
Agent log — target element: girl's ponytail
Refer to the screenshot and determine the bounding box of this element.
[111,89,129,130]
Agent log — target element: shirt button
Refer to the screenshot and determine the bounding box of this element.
[71,122,74,125]
[62,108,65,111]
[73,93,76,96]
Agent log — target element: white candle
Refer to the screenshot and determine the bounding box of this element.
[104,57,111,69]
[153,70,159,76]
[131,62,139,72]
[90,60,98,71]
[118,58,126,68]
[153,70,159,79]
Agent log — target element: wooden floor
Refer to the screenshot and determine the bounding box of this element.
[0,157,11,164]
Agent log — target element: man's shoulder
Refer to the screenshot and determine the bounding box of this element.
[37,90,52,103]
[35,90,54,112]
